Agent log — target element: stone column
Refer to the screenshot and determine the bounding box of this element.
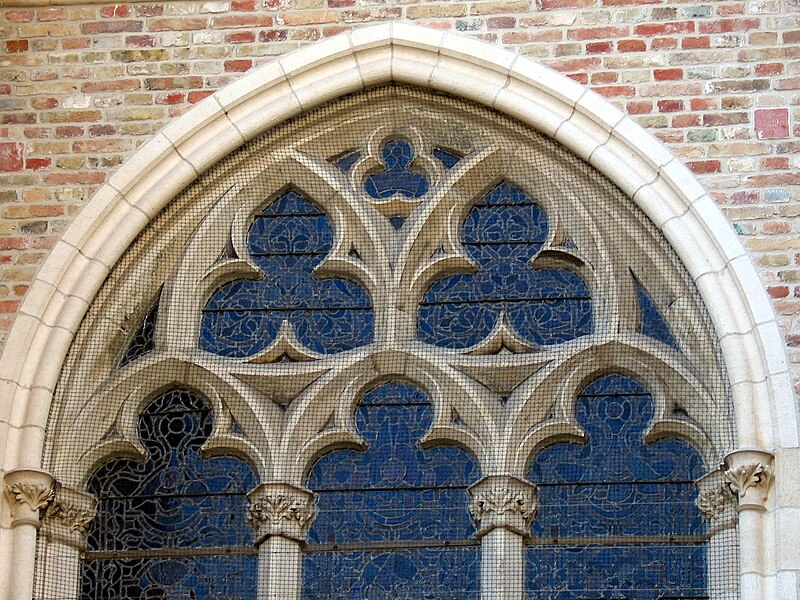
[724,449,775,600]
[2,469,54,600]
[35,484,97,600]
[695,468,738,600]
[469,475,538,600]
[247,482,317,600]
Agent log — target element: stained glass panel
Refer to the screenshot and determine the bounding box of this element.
[200,191,373,357]
[527,374,706,598]
[303,382,480,599]
[419,181,593,348]
[80,389,258,600]
[365,139,429,199]
[119,298,158,367]
[636,282,680,350]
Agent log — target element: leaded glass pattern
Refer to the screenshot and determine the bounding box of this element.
[636,281,680,350]
[365,139,429,199]
[48,87,734,600]
[303,382,480,599]
[419,182,593,348]
[527,374,707,598]
[80,389,258,600]
[118,298,158,367]
[200,191,373,356]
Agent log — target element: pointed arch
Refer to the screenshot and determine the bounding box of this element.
[0,22,796,600]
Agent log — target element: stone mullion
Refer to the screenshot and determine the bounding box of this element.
[723,449,775,600]
[247,482,318,600]
[3,469,55,600]
[35,484,97,600]
[469,475,538,600]
[695,468,738,600]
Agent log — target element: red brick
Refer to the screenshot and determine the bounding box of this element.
[769,285,790,298]
[0,237,27,251]
[654,68,682,81]
[626,101,652,114]
[487,16,516,29]
[224,59,252,73]
[0,143,24,173]
[568,26,628,40]
[188,90,214,103]
[594,85,636,98]
[776,77,800,91]
[657,99,683,112]
[586,41,613,53]
[687,160,721,174]
[81,20,143,34]
[212,14,273,28]
[144,77,204,90]
[591,71,617,84]
[690,98,715,111]
[82,80,141,93]
[31,98,58,110]
[37,7,66,21]
[699,18,760,33]
[755,63,783,76]
[671,114,699,127]
[156,92,185,105]
[126,35,156,47]
[259,29,289,42]
[100,4,132,17]
[55,126,85,137]
[682,36,710,49]
[754,108,789,140]
[651,37,678,49]
[24,158,51,170]
[5,40,29,53]
[617,39,646,52]
[540,0,594,7]
[63,38,91,50]
[762,157,789,170]
[784,30,800,44]
[232,0,257,9]
[2,113,37,125]
[89,125,117,136]
[5,10,33,22]
[0,85,11,95]
[0,301,21,314]
[634,21,694,36]
[43,172,105,186]
[226,31,256,43]
[763,220,792,234]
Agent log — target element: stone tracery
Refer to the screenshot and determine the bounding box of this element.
[38,86,742,599]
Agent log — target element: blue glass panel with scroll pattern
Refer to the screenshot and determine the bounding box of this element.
[636,281,680,350]
[432,147,462,169]
[526,374,706,599]
[303,382,480,599]
[419,181,593,349]
[80,389,257,600]
[365,139,429,199]
[200,191,373,357]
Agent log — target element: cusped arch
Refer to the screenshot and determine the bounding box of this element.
[0,21,797,600]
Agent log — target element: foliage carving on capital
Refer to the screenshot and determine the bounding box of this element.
[696,483,735,522]
[42,484,98,549]
[247,482,317,544]
[3,469,55,528]
[469,475,538,538]
[724,449,775,512]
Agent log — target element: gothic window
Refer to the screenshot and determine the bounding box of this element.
[39,86,738,600]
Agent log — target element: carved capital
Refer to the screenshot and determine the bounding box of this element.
[695,468,736,533]
[724,449,775,512]
[3,469,55,528]
[42,484,97,550]
[247,482,317,544]
[469,475,538,538]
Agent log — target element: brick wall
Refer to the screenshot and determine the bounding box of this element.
[1,0,799,386]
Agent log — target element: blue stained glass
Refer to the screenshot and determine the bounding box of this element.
[200,191,373,357]
[365,140,429,199]
[419,182,593,349]
[335,150,361,172]
[636,282,680,350]
[119,298,158,367]
[432,147,462,169]
[303,382,480,599]
[526,374,706,598]
[81,389,258,600]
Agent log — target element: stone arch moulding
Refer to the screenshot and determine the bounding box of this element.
[0,21,797,600]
